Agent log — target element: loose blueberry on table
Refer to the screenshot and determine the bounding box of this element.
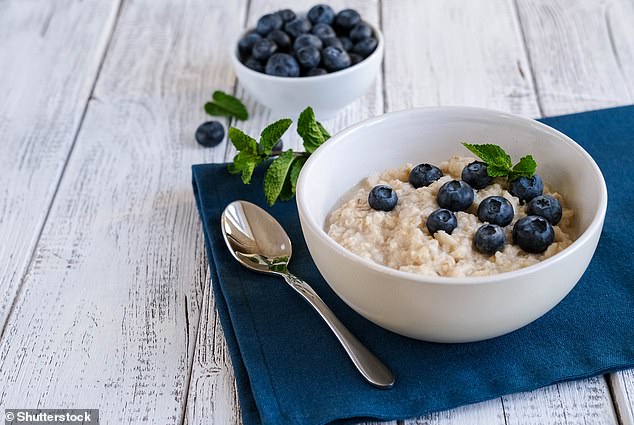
[195,121,225,147]
[426,209,458,235]
[513,215,555,253]
[474,224,506,255]
[477,196,514,227]
[368,185,398,211]
[437,180,474,211]
[238,5,378,77]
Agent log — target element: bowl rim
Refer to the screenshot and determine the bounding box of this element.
[230,21,384,82]
[296,106,609,286]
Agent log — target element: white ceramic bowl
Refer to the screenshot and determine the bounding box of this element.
[296,107,607,343]
[231,25,384,119]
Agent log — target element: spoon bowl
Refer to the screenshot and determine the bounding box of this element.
[222,201,291,274]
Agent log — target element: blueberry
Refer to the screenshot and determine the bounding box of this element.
[368,185,398,211]
[322,36,344,50]
[305,67,328,76]
[409,163,443,188]
[238,32,262,58]
[461,161,493,190]
[195,121,224,147]
[252,38,277,61]
[244,57,264,72]
[349,53,363,65]
[352,37,377,58]
[293,33,323,51]
[349,22,373,42]
[295,46,321,69]
[256,13,283,36]
[509,174,543,203]
[437,180,474,211]
[474,224,506,255]
[335,9,361,30]
[526,195,562,225]
[271,139,284,153]
[426,209,458,235]
[477,196,514,227]
[284,18,311,38]
[322,46,351,71]
[277,9,296,23]
[307,4,335,25]
[265,53,300,77]
[338,36,353,51]
[267,30,291,51]
[513,215,555,253]
[311,23,336,40]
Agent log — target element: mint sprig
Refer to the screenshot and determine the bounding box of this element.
[297,107,330,153]
[228,106,329,205]
[205,90,249,120]
[462,143,537,179]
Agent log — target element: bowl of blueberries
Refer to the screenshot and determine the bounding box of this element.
[232,4,383,119]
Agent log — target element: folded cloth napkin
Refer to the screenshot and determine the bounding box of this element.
[192,105,634,425]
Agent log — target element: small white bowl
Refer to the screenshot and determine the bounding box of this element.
[296,107,608,343]
[231,25,384,120]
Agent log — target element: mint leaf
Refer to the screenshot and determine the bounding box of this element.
[239,161,256,184]
[486,165,510,177]
[204,102,233,118]
[279,155,308,201]
[279,174,295,201]
[289,156,307,193]
[510,155,537,179]
[260,119,292,155]
[228,127,258,153]
[317,121,331,141]
[462,143,539,179]
[264,150,295,205]
[227,162,239,174]
[297,107,326,153]
[210,90,249,120]
[462,143,512,170]
[231,151,262,184]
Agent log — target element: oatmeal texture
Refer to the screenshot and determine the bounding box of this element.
[326,156,574,277]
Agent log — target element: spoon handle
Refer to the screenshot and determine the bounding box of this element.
[282,273,395,389]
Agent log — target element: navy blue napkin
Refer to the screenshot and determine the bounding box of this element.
[192,105,634,425]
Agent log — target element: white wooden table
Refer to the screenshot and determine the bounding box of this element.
[1,0,633,424]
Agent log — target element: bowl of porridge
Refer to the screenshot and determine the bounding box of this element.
[295,107,607,342]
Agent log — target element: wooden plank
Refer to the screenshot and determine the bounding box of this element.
[0,0,121,327]
[516,0,634,116]
[610,371,634,425]
[0,0,247,423]
[185,1,387,424]
[382,0,539,117]
[516,0,634,423]
[384,1,619,424]
[183,268,242,425]
[400,400,505,425]
[501,376,618,425]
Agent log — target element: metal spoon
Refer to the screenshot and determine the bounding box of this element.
[221,200,395,389]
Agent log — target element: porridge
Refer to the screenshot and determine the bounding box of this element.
[326,155,574,277]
